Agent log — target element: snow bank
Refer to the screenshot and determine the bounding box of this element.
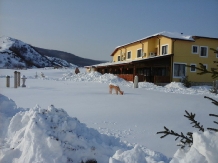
[109,145,167,163]
[0,94,169,163]
[170,131,218,163]
[60,71,132,87]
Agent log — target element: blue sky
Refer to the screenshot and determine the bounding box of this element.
[1,0,218,61]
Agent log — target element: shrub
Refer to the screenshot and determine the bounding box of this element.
[181,76,192,88]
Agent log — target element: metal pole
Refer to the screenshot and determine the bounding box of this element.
[14,71,17,88]
[134,75,138,88]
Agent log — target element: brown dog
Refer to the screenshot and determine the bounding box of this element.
[109,84,124,95]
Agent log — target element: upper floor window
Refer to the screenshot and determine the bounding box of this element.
[137,49,142,58]
[118,55,121,61]
[200,46,208,57]
[162,45,168,55]
[192,45,199,54]
[127,51,131,59]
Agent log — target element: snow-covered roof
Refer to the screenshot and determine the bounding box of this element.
[109,31,194,56]
[115,31,194,49]
[85,60,132,68]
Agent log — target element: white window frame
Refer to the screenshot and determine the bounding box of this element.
[200,46,208,57]
[173,62,187,78]
[137,48,142,58]
[192,45,199,54]
[161,44,168,55]
[190,63,196,72]
[127,51,131,60]
[117,55,121,61]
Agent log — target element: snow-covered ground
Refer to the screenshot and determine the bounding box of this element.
[0,68,217,163]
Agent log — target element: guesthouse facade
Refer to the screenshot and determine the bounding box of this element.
[86,32,218,84]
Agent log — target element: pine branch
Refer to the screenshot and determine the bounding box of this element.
[209,114,218,117]
[213,121,218,125]
[186,62,218,79]
[157,126,193,148]
[184,110,204,132]
[207,128,218,132]
[210,48,218,54]
[204,96,218,106]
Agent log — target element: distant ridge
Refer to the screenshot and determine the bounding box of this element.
[32,47,106,67]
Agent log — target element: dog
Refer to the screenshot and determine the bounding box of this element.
[109,84,124,95]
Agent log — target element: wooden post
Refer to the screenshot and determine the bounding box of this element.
[6,76,10,87]
[14,71,17,88]
[17,71,20,87]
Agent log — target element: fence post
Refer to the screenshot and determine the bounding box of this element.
[134,75,138,88]
[6,76,10,87]
[14,71,17,88]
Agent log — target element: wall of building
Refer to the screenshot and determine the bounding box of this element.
[173,38,218,83]
[112,36,173,62]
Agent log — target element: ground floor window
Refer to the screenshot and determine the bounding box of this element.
[190,64,196,72]
[173,63,186,78]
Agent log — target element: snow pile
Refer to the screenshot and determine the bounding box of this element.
[0,94,169,163]
[170,131,218,163]
[60,71,132,86]
[59,71,214,96]
[109,131,218,163]
[110,145,167,163]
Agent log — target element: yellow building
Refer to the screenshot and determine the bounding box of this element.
[86,32,218,84]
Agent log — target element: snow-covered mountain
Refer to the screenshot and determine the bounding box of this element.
[0,36,77,68]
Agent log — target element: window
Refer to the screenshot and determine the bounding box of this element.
[137,49,142,58]
[162,45,168,55]
[216,48,218,58]
[127,51,131,59]
[118,56,121,61]
[190,64,196,72]
[200,46,208,57]
[202,64,207,70]
[192,45,199,54]
[174,63,186,78]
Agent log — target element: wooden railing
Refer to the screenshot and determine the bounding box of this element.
[154,76,170,83]
[117,74,170,83]
[117,74,133,81]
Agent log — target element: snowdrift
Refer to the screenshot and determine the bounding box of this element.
[0,94,169,163]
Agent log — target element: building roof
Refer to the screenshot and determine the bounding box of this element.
[110,31,218,56]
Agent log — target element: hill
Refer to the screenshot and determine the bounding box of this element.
[33,47,106,67]
[0,36,105,68]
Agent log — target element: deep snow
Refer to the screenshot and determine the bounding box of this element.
[0,68,218,163]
